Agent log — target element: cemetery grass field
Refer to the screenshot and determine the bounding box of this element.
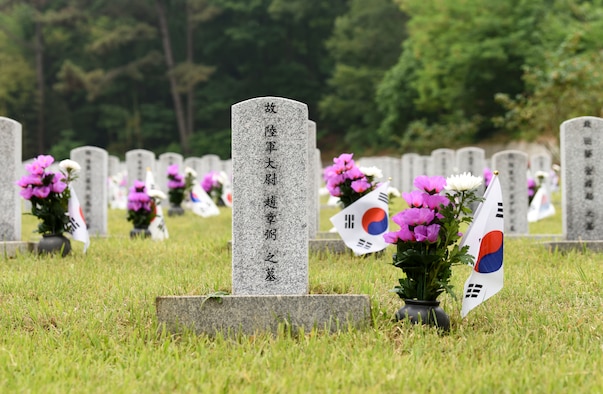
[2,192,602,393]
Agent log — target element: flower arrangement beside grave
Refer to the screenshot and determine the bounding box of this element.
[384,172,483,329]
[126,180,156,238]
[527,171,548,205]
[166,164,194,215]
[16,155,81,256]
[201,170,228,205]
[17,155,80,235]
[323,153,382,208]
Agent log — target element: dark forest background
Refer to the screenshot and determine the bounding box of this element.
[2,0,603,160]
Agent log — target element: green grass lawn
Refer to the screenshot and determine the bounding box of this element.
[2,191,602,393]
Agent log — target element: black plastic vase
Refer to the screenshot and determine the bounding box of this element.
[130,227,151,239]
[38,233,71,257]
[396,299,450,331]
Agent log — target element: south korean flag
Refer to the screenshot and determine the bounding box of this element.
[461,173,504,318]
[330,182,390,255]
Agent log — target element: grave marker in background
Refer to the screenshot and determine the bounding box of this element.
[560,116,603,241]
[157,152,184,193]
[492,150,528,235]
[0,117,22,243]
[71,146,108,236]
[126,149,155,189]
[430,148,455,177]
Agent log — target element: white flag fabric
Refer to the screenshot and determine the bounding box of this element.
[145,169,169,240]
[221,183,233,208]
[190,184,220,217]
[67,186,90,253]
[145,168,156,190]
[527,183,555,222]
[460,174,504,318]
[330,182,390,255]
[149,199,169,240]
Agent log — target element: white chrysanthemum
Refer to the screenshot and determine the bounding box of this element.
[360,166,383,179]
[59,159,81,172]
[216,171,229,185]
[388,186,401,198]
[445,172,482,192]
[535,170,549,179]
[185,166,197,177]
[148,189,167,200]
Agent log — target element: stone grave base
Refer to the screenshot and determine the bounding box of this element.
[0,241,36,258]
[544,240,603,253]
[156,294,371,336]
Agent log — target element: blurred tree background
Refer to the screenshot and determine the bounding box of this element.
[1,0,602,160]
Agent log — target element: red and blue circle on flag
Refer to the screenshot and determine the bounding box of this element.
[361,208,388,236]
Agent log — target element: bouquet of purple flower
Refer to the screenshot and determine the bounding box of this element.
[166,164,194,207]
[126,180,156,229]
[384,173,483,301]
[201,171,228,204]
[323,153,381,208]
[16,155,80,235]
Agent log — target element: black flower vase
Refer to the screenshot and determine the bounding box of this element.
[396,299,450,331]
[38,233,71,257]
[130,226,151,239]
[168,204,184,217]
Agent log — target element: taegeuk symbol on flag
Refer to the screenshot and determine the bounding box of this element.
[330,182,390,255]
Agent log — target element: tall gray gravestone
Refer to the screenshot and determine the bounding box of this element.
[231,97,309,295]
[155,97,370,336]
[430,148,456,177]
[71,146,108,236]
[492,150,528,235]
[125,149,155,189]
[560,117,603,241]
[108,155,120,178]
[307,120,318,239]
[0,117,22,242]
[157,152,184,193]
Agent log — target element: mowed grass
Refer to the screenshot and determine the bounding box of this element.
[1,192,602,393]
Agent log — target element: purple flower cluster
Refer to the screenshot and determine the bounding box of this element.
[16,155,67,200]
[201,171,222,193]
[167,164,186,190]
[323,153,376,207]
[384,176,449,244]
[127,180,153,212]
[483,167,493,187]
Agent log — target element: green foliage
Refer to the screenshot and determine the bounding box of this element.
[319,0,406,153]
[494,4,603,139]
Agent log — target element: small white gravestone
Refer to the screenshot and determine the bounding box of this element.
[125,149,155,189]
[430,148,456,177]
[492,150,528,235]
[71,146,108,236]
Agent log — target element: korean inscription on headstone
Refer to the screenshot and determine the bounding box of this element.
[231,97,309,295]
[561,116,603,240]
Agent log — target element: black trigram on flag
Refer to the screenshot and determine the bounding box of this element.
[496,202,503,218]
[378,192,388,204]
[345,214,355,229]
[465,283,483,298]
[357,239,373,250]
